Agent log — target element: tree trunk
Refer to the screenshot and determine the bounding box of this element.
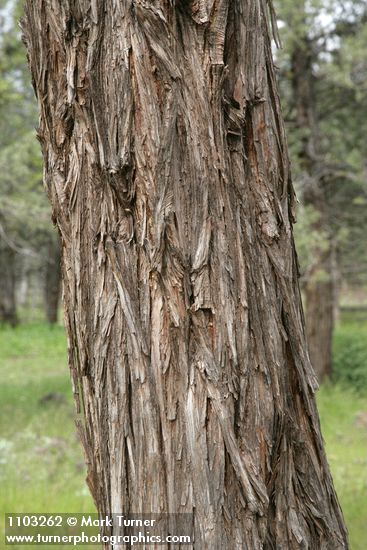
[305,262,334,380]
[0,240,18,326]
[305,233,340,379]
[23,1,347,548]
[44,237,61,324]
[290,28,335,381]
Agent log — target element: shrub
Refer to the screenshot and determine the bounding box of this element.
[332,322,367,392]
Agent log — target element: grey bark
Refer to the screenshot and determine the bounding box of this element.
[22,1,347,548]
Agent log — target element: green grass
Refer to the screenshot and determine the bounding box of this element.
[317,384,367,549]
[330,319,367,550]
[0,322,366,548]
[0,323,95,550]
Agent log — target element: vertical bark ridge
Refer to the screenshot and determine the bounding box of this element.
[23,1,348,548]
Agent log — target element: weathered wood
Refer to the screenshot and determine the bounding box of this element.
[23,1,348,548]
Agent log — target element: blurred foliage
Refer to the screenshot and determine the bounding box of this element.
[293,204,329,282]
[276,0,367,287]
[0,0,55,290]
[0,0,59,325]
[333,320,367,390]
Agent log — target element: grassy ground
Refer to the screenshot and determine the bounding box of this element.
[0,324,95,550]
[317,384,367,548]
[0,323,366,548]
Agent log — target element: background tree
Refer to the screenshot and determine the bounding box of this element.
[276,0,367,380]
[0,0,61,324]
[23,1,348,547]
